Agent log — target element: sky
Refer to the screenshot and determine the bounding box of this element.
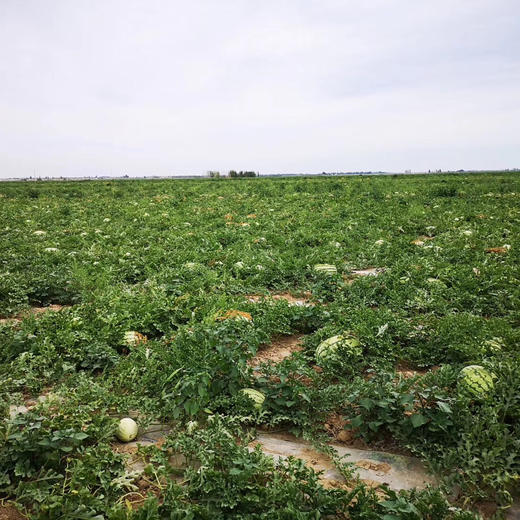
[0,0,519,178]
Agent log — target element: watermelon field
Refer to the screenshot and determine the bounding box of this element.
[1,172,519,519]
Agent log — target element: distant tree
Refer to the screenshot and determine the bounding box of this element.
[207,170,221,178]
[228,170,257,178]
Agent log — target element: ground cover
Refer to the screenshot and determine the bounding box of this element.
[0,172,519,518]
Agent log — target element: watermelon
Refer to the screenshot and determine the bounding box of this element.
[484,337,504,353]
[240,388,265,410]
[123,331,147,347]
[316,333,362,365]
[186,420,199,434]
[116,417,138,442]
[458,365,495,399]
[314,264,337,275]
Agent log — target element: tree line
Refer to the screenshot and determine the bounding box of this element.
[207,170,258,178]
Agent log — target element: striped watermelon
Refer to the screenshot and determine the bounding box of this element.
[240,388,265,410]
[458,365,494,398]
[316,333,362,365]
[314,264,337,275]
[484,337,504,353]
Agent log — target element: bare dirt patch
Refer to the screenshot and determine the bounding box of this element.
[246,292,314,306]
[397,369,426,379]
[322,413,412,456]
[0,305,70,326]
[112,443,142,455]
[485,247,509,254]
[300,446,337,472]
[249,334,304,366]
[216,310,253,321]
[249,433,336,478]
[24,304,68,317]
[0,504,26,520]
[411,236,435,246]
[9,391,54,419]
[323,414,368,449]
[396,361,438,379]
[121,477,164,511]
[355,459,391,474]
[249,432,434,491]
[0,318,19,326]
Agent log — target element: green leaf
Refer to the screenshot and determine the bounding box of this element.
[410,413,428,428]
[350,415,363,428]
[359,398,374,410]
[437,401,452,414]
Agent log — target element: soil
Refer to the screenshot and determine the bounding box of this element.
[473,502,498,519]
[250,432,337,484]
[249,334,304,366]
[485,247,509,254]
[216,310,253,321]
[355,460,391,474]
[24,304,67,316]
[322,412,413,456]
[365,436,414,457]
[395,361,439,379]
[0,505,26,520]
[9,390,55,419]
[245,292,314,306]
[0,318,19,326]
[112,442,141,455]
[0,305,69,325]
[249,431,420,494]
[122,477,163,510]
[411,236,435,246]
[359,477,384,488]
[299,446,336,472]
[324,414,371,450]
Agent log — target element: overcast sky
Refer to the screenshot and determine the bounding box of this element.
[0,1,519,178]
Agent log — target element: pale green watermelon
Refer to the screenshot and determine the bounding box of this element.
[315,333,362,365]
[313,264,337,275]
[458,365,494,398]
[240,388,265,410]
[116,417,138,442]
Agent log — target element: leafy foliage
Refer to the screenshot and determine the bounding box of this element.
[1,172,519,517]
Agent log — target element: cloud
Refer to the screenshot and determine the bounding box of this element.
[0,0,518,177]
